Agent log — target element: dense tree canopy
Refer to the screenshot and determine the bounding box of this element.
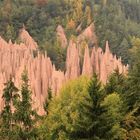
[0,0,140,64]
[0,0,140,139]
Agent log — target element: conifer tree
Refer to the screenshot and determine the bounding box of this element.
[105,69,127,96]
[72,74,124,139]
[14,70,38,140]
[70,74,105,139]
[121,38,140,139]
[126,37,140,110]
[0,77,18,139]
[82,74,105,139]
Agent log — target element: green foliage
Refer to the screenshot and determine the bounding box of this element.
[45,41,66,70]
[14,70,38,140]
[101,93,125,139]
[122,108,140,140]
[0,65,140,140]
[0,1,140,139]
[120,37,140,139]
[0,77,18,140]
[93,0,140,63]
[40,76,91,140]
[105,69,127,96]
[0,70,39,140]
[121,0,140,23]
[1,0,140,64]
[73,75,124,140]
[0,0,71,44]
[126,37,140,110]
[38,75,126,140]
[71,74,105,139]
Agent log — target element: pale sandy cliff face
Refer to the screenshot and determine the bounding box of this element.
[65,40,80,80]
[77,23,98,48]
[0,26,128,115]
[56,25,68,48]
[19,28,38,50]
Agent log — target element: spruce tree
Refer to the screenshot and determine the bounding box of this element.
[0,77,18,139]
[105,69,127,97]
[127,59,140,110]
[122,38,140,139]
[72,74,124,139]
[71,74,105,139]
[84,74,105,139]
[14,70,37,140]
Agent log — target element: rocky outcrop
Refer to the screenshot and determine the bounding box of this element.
[65,40,128,84]
[0,29,128,115]
[65,40,80,80]
[0,35,65,115]
[82,45,93,76]
[51,65,65,95]
[56,25,67,48]
[77,23,98,48]
[19,27,37,50]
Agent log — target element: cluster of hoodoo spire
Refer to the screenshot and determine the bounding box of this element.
[0,28,128,114]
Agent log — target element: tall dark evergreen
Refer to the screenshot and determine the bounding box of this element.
[14,70,38,140]
[71,74,105,139]
[127,63,140,110]
[126,40,140,110]
[0,0,140,64]
[120,38,140,139]
[0,0,140,139]
[105,69,127,96]
[72,74,124,139]
[85,74,105,139]
[0,77,18,139]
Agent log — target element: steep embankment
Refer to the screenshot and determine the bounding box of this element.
[0,25,128,114]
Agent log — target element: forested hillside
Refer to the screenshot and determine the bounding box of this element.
[0,0,140,64]
[0,0,140,140]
